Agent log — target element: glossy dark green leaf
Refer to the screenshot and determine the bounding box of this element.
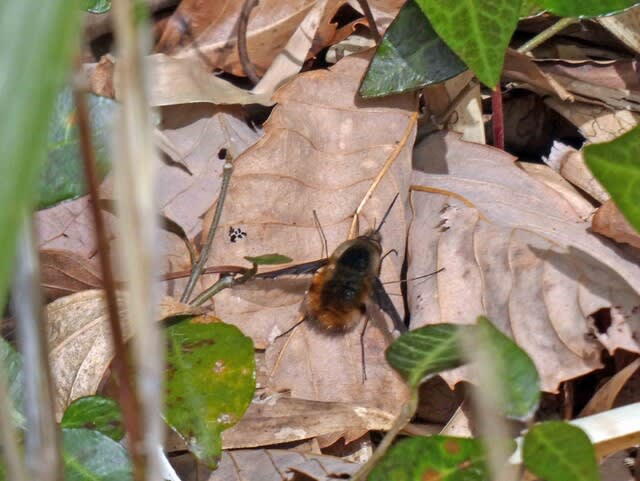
[359,0,467,98]
[0,0,81,314]
[584,125,640,233]
[415,0,521,88]
[0,338,24,427]
[536,0,638,17]
[165,320,255,468]
[62,428,132,481]
[386,324,466,388]
[83,0,111,13]
[370,436,488,481]
[38,88,116,210]
[61,396,124,441]
[244,253,293,265]
[475,317,540,420]
[523,421,600,481]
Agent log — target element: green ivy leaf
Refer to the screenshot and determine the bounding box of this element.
[520,0,545,17]
[386,324,466,388]
[61,396,124,441]
[244,253,292,265]
[536,0,638,17]
[359,0,467,98]
[83,0,111,13]
[523,421,600,481]
[584,125,640,233]
[0,338,24,427]
[415,0,521,88]
[165,320,255,468]
[476,317,540,420]
[62,428,132,481]
[38,88,116,210]
[369,436,489,481]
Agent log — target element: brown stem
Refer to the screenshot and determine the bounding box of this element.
[73,86,145,481]
[357,0,381,44]
[238,0,260,84]
[491,84,504,150]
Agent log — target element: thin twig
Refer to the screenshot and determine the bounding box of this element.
[73,86,145,481]
[517,16,579,54]
[491,83,504,150]
[189,265,257,307]
[163,265,247,281]
[238,0,260,84]
[357,0,381,44]
[350,388,419,481]
[181,158,234,302]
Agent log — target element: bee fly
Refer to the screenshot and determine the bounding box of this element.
[257,194,407,379]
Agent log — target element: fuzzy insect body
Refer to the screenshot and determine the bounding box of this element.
[304,233,382,331]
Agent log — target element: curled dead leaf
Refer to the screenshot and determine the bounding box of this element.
[409,131,640,392]
[592,199,640,249]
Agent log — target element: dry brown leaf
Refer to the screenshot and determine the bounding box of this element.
[580,358,640,417]
[198,51,417,438]
[544,142,610,204]
[40,249,102,300]
[221,395,394,449]
[598,5,640,55]
[208,449,359,481]
[538,59,640,112]
[155,0,344,77]
[502,49,572,101]
[410,131,640,392]
[593,200,640,249]
[544,98,639,143]
[47,290,196,419]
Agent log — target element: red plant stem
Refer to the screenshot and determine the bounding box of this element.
[491,84,504,150]
[73,87,145,481]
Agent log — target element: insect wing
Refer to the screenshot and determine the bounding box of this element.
[371,276,406,332]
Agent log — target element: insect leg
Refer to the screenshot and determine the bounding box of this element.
[273,315,306,342]
[360,316,371,382]
[371,276,406,333]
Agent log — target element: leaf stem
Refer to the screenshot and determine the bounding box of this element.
[238,0,260,84]
[189,265,257,307]
[517,17,579,54]
[357,0,381,44]
[181,158,234,302]
[350,388,418,481]
[73,86,145,481]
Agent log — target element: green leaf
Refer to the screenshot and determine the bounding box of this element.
[523,421,600,481]
[535,0,638,17]
[369,436,489,481]
[165,320,255,468]
[520,0,545,17]
[386,324,466,388]
[415,0,521,88]
[584,125,640,233]
[244,253,292,265]
[0,0,81,313]
[38,88,116,210]
[359,0,467,98]
[83,0,111,13]
[62,428,132,481]
[475,317,540,420]
[61,396,124,441]
[0,338,24,427]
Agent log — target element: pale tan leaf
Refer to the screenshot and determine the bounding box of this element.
[592,200,640,249]
[580,358,640,417]
[47,290,196,420]
[40,249,102,300]
[598,5,640,55]
[410,131,640,392]
[221,396,394,449]
[199,52,417,438]
[156,0,344,77]
[502,49,572,101]
[544,141,610,203]
[208,449,359,481]
[545,98,639,143]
